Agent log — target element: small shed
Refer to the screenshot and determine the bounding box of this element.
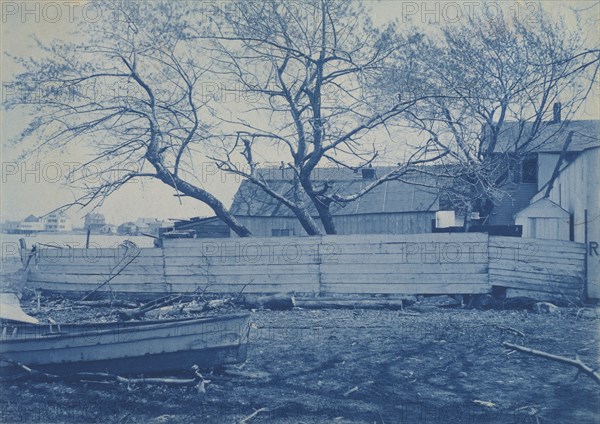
[162,216,231,238]
[515,198,570,240]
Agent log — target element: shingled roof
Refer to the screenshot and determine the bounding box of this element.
[490,120,600,154]
[230,167,441,217]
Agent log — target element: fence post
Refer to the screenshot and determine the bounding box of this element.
[584,209,588,302]
[317,237,323,296]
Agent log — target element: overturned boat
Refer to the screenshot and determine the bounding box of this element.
[0,309,251,376]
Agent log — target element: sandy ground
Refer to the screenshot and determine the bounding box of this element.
[0,299,599,424]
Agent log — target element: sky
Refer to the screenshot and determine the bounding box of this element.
[1,0,599,226]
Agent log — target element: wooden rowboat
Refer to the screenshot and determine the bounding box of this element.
[0,313,251,376]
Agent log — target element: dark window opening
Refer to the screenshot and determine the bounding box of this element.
[521,157,538,183]
[272,229,294,237]
[569,213,575,241]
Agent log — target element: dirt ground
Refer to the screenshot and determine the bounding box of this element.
[1,301,599,424]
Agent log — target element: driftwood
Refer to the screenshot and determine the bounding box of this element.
[78,372,208,387]
[238,407,270,424]
[76,299,139,309]
[1,356,210,389]
[0,357,59,381]
[118,295,182,320]
[294,298,408,310]
[503,342,600,385]
[239,294,295,310]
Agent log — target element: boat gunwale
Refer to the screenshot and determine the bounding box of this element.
[0,313,251,344]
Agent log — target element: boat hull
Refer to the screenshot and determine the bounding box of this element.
[0,314,250,375]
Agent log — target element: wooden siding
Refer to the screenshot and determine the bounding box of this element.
[531,147,600,299]
[234,212,435,237]
[25,234,586,299]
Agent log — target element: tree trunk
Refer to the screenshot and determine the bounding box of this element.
[290,205,322,236]
[314,200,337,234]
[149,162,252,237]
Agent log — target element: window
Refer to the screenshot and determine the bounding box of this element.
[271,229,294,237]
[521,157,538,183]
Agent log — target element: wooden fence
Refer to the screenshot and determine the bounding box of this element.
[488,236,586,299]
[25,233,586,299]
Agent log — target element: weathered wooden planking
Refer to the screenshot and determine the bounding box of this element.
[166,283,317,294]
[322,232,489,244]
[320,263,488,275]
[320,273,488,285]
[505,288,581,300]
[167,273,319,285]
[489,238,585,255]
[164,264,320,276]
[27,265,165,275]
[488,268,583,285]
[491,277,582,295]
[34,247,163,258]
[163,254,317,267]
[322,241,489,257]
[321,252,488,264]
[322,282,490,295]
[33,250,164,267]
[491,236,586,249]
[489,259,585,275]
[29,281,169,294]
[28,273,167,285]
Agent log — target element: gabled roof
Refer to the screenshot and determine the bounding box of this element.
[23,215,39,222]
[515,197,569,219]
[490,120,600,154]
[230,167,441,217]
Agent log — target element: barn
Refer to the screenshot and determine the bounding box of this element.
[229,167,442,237]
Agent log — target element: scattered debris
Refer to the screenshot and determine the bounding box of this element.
[240,294,296,311]
[473,400,497,408]
[238,407,270,424]
[417,295,461,307]
[532,302,559,314]
[343,385,359,396]
[575,308,599,320]
[503,342,600,385]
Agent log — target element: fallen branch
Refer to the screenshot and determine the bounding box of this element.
[295,298,406,310]
[503,342,600,385]
[76,299,139,309]
[118,295,182,321]
[493,325,525,337]
[238,407,270,424]
[0,357,59,380]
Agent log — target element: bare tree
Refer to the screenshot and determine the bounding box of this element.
[200,0,446,235]
[5,1,253,236]
[385,8,599,224]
